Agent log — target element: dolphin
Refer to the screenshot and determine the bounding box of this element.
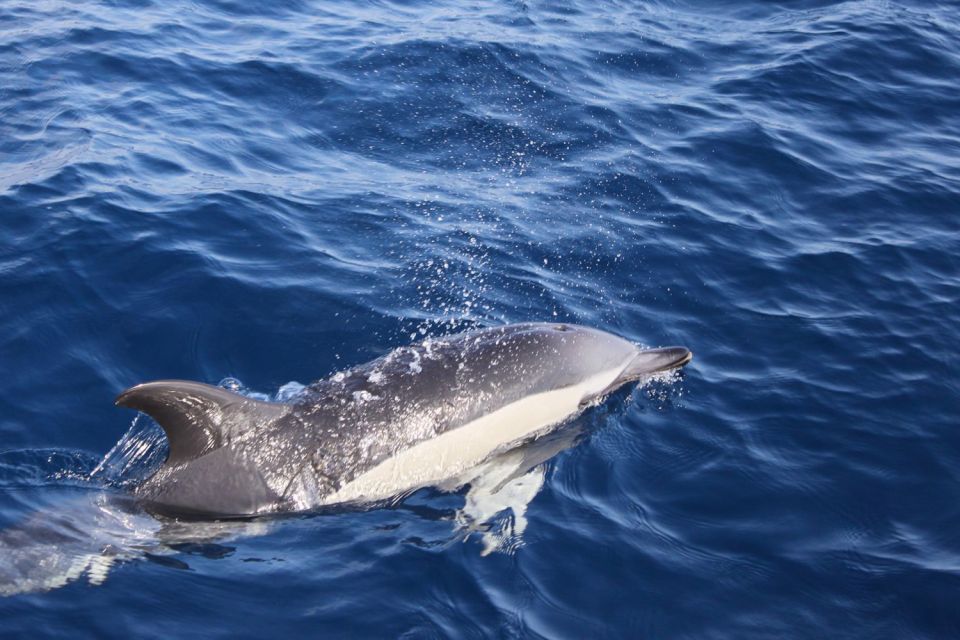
[116,323,691,517]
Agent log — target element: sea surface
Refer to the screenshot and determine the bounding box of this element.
[1,0,959,637]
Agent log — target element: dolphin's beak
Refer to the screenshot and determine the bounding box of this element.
[624,346,693,378]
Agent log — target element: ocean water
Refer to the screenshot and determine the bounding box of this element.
[1,0,959,636]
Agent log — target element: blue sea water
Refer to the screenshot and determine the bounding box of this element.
[1,0,959,636]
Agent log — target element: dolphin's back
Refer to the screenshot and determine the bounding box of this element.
[118,323,690,515]
[276,324,641,507]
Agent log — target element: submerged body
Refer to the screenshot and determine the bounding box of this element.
[117,323,691,516]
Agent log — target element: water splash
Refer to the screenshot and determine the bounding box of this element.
[89,415,167,488]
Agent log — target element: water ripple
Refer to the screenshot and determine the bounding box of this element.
[2,0,959,635]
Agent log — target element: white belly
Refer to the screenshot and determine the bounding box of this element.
[321,359,631,505]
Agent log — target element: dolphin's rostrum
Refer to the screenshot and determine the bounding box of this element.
[116,323,692,517]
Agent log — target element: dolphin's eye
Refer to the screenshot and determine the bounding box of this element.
[553,324,570,332]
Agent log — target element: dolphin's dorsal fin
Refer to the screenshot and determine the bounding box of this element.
[115,380,288,466]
